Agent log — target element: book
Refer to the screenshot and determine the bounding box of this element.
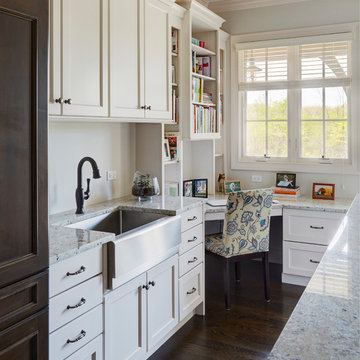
[202,56,211,77]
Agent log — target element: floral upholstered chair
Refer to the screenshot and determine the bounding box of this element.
[205,188,274,310]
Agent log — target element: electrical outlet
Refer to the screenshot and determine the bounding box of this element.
[106,170,117,181]
[252,175,262,183]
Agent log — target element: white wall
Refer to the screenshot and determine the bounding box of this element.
[49,122,136,214]
[218,0,360,199]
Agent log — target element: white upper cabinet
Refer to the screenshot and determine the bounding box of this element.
[49,0,108,117]
[144,0,172,120]
[109,0,144,118]
[110,0,172,120]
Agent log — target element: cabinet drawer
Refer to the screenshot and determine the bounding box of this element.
[179,243,203,277]
[0,270,48,332]
[181,206,203,232]
[49,247,102,297]
[179,223,203,255]
[283,209,344,245]
[49,275,103,333]
[179,263,204,321]
[66,334,103,360]
[49,304,102,360]
[283,241,326,278]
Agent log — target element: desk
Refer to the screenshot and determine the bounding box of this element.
[204,194,352,285]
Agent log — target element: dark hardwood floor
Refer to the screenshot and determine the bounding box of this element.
[150,253,304,360]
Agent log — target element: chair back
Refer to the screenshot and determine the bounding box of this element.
[222,188,274,257]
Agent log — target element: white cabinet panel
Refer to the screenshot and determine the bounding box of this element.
[144,0,171,119]
[109,0,144,118]
[283,240,326,278]
[179,223,203,255]
[50,0,108,117]
[66,335,103,360]
[179,243,203,277]
[147,254,178,351]
[181,206,203,232]
[104,273,147,360]
[283,209,344,246]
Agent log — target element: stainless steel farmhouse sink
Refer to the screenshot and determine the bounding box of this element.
[67,209,181,289]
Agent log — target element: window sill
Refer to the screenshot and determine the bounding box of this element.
[231,158,357,175]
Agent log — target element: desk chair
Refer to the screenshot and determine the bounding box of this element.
[205,189,274,310]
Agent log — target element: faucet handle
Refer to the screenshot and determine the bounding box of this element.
[84,178,91,200]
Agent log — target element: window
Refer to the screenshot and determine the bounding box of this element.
[238,36,351,164]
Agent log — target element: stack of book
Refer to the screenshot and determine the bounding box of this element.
[165,132,179,160]
[192,77,204,103]
[202,93,213,104]
[193,105,217,134]
[274,186,300,199]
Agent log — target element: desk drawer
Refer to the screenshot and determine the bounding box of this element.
[66,334,103,360]
[179,243,203,277]
[50,247,102,297]
[283,209,344,245]
[49,275,103,333]
[181,206,202,232]
[283,241,326,278]
[49,304,102,360]
[179,263,203,321]
[179,224,203,255]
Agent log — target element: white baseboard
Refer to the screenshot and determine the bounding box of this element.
[282,273,309,287]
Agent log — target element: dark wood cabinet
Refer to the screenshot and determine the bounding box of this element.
[0,0,48,358]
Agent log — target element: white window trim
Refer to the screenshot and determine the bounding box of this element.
[230,23,360,175]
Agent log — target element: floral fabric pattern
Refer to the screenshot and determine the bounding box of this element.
[205,189,274,258]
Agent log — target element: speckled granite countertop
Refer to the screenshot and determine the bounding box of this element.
[206,194,352,213]
[268,194,360,359]
[49,195,204,265]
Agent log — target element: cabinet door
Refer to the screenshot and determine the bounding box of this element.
[104,273,147,360]
[66,335,103,360]
[109,0,145,118]
[144,0,171,120]
[0,309,48,360]
[56,0,108,116]
[0,0,48,288]
[147,254,178,351]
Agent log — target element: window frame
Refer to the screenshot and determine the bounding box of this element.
[230,23,359,174]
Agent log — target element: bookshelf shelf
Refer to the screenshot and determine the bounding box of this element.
[164,160,180,166]
[191,43,216,56]
[171,52,178,57]
[192,101,216,107]
[172,83,178,87]
[192,72,216,81]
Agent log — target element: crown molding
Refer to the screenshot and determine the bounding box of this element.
[208,0,312,12]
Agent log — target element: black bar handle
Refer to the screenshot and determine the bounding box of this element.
[310,225,324,230]
[188,236,197,243]
[67,330,86,344]
[188,257,198,264]
[187,287,197,295]
[66,266,86,276]
[143,284,149,290]
[310,259,320,264]
[148,281,156,287]
[188,216,197,222]
[67,298,86,310]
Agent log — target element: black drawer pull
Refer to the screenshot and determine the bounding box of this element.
[309,259,320,264]
[188,257,198,264]
[187,287,197,295]
[188,236,197,243]
[67,298,86,310]
[310,225,324,230]
[66,266,86,276]
[67,330,86,344]
[143,284,149,290]
[188,216,197,222]
[148,281,156,287]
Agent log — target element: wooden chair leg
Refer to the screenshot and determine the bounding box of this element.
[224,258,231,310]
[235,261,241,282]
[263,252,270,302]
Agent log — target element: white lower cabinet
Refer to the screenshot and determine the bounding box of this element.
[66,334,103,360]
[105,254,178,360]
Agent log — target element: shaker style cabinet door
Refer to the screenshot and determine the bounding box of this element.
[49,0,108,117]
[144,0,172,120]
[0,0,48,288]
[109,0,145,118]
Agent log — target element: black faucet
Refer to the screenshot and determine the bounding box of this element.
[75,157,101,214]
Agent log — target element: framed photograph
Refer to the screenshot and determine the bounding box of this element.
[312,183,335,200]
[276,173,296,188]
[193,179,208,198]
[163,139,170,161]
[224,180,242,194]
[183,180,193,197]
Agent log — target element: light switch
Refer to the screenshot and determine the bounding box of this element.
[252,175,262,183]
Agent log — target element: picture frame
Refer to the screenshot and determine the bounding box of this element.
[312,183,335,200]
[163,139,170,161]
[224,180,242,194]
[193,179,208,198]
[183,180,193,197]
[276,173,296,189]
